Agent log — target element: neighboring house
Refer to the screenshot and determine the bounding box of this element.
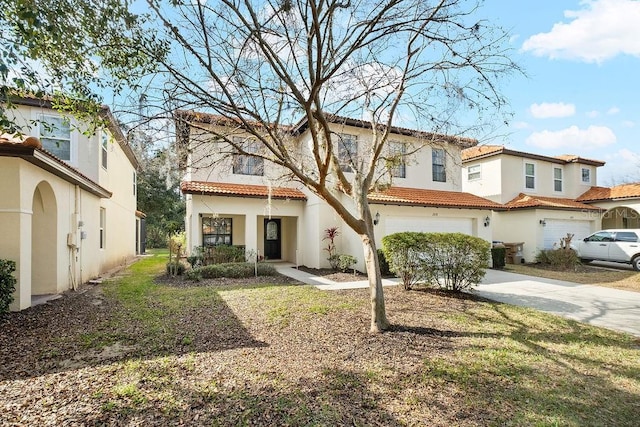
[462,145,606,262]
[577,183,640,229]
[177,112,502,272]
[0,96,140,310]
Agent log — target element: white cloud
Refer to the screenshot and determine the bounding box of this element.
[607,106,620,115]
[586,110,600,118]
[522,0,640,63]
[525,125,616,150]
[529,102,575,118]
[622,120,635,128]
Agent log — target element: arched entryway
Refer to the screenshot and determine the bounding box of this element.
[602,206,640,229]
[31,181,57,296]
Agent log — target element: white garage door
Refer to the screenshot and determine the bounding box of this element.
[543,219,592,249]
[386,217,474,236]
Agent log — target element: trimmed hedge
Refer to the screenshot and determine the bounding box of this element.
[491,247,506,269]
[0,259,17,316]
[382,232,490,291]
[186,262,277,280]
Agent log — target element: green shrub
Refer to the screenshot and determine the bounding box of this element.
[187,262,277,280]
[382,232,431,290]
[383,232,490,291]
[166,261,186,276]
[535,248,579,270]
[337,254,358,272]
[377,249,391,276]
[0,259,17,316]
[328,254,340,271]
[491,247,506,269]
[202,245,246,265]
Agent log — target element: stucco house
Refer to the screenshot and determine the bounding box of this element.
[0,96,141,310]
[462,145,609,262]
[177,112,502,272]
[577,183,640,229]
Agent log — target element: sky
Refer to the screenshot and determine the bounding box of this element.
[477,0,640,186]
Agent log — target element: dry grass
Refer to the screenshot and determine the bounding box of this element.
[1,251,639,426]
[505,263,640,292]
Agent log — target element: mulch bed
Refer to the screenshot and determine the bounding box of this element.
[155,272,303,287]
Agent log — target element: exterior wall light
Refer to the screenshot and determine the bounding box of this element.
[483,216,490,227]
[373,212,380,226]
[539,219,546,226]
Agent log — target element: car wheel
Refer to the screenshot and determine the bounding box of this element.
[580,258,592,264]
[632,256,640,271]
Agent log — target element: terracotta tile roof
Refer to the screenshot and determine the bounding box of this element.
[368,186,504,210]
[577,183,640,202]
[181,181,307,200]
[505,193,602,211]
[0,133,42,148]
[462,145,605,166]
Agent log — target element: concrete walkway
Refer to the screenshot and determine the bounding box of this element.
[275,263,640,337]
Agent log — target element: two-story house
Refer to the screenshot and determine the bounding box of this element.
[0,96,141,310]
[177,112,502,272]
[462,145,606,262]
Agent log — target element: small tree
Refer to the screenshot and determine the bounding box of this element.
[323,227,341,271]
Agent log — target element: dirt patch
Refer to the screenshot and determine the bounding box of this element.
[295,265,368,282]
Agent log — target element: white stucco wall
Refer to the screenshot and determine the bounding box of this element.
[462,157,502,202]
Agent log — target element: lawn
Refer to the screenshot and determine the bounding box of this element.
[505,262,640,292]
[1,250,639,426]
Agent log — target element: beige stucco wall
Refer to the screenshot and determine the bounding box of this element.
[596,200,640,229]
[493,209,600,262]
[464,154,601,204]
[462,157,503,202]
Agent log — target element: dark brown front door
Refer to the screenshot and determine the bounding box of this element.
[264,218,281,260]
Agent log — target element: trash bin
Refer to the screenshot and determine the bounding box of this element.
[503,242,524,264]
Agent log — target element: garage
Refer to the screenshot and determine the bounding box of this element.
[543,219,592,249]
[385,217,474,236]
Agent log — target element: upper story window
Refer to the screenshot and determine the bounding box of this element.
[581,167,591,184]
[39,114,72,161]
[467,164,481,181]
[553,167,563,192]
[524,162,536,190]
[101,131,108,170]
[432,148,446,182]
[232,137,263,176]
[388,141,406,178]
[337,133,357,172]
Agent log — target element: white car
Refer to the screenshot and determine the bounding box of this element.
[571,229,640,270]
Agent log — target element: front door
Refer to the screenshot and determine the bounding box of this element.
[264,218,281,260]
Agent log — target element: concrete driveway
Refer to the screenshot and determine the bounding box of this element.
[475,269,640,337]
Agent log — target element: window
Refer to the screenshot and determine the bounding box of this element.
[202,217,232,246]
[233,137,263,176]
[99,208,106,249]
[585,231,614,242]
[101,131,108,169]
[553,167,563,192]
[615,232,638,242]
[581,168,591,183]
[432,148,446,182]
[388,141,406,178]
[337,133,357,172]
[467,164,481,181]
[39,115,71,161]
[525,162,535,190]
[133,171,137,196]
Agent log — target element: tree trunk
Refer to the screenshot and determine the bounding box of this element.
[361,232,390,333]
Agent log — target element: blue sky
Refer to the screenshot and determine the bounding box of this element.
[478,0,639,186]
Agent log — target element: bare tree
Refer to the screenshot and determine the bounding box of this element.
[3,0,519,332]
